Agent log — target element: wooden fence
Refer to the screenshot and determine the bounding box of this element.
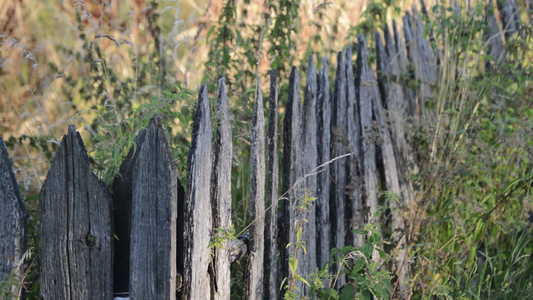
[0,1,528,299]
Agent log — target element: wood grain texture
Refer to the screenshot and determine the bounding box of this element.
[316,57,332,269]
[302,54,318,288]
[0,138,27,298]
[355,35,379,227]
[264,69,279,300]
[129,117,179,300]
[280,66,304,296]
[344,45,364,249]
[112,129,145,295]
[184,84,213,300]
[244,77,266,300]
[375,32,410,298]
[211,77,233,300]
[331,51,347,288]
[39,126,112,300]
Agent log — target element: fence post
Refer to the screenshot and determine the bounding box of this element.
[374,31,410,298]
[316,57,332,269]
[127,117,180,299]
[355,35,379,229]
[244,77,266,300]
[264,69,280,300]
[0,138,27,299]
[497,0,521,39]
[344,45,364,249]
[280,66,304,297]
[39,126,113,299]
[392,20,416,118]
[184,84,213,300]
[404,12,438,120]
[211,78,233,300]
[485,0,507,68]
[302,54,318,287]
[331,51,348,287]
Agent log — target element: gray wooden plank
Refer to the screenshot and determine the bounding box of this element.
[129,117,179,300]
[264,69,280,300]
[377,30,417,200]
[316,57,332,269]
[210,77,233,300]
[344,45,364,249]
[497,0,520,39]
[355,35,380,228]
[183,84,213,300]
[302,54,318,286]
[393,20,417,119]
[410,12,438,115]
[0,138,27,299]
[485,0,507,68]
[39,125,112,300]
[280,66,304,297]
[375,32,410,298]
[331,50,347,288]
[244,77,266,300]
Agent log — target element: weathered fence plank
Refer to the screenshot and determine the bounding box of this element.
[344,45,364,249]
[355,35,379,227]
[0,138,27,299]
[331,50,348,288]
[264,69,280,300]
[39,125,112,300]
[497,0,521,39]
[486,0,507,68]
[316,57,332,269]
[375,32,410,298]
[280,66,304,296]
[211,77,233,300]
[302,54,318,286]
[184,84,213,300]
[404,12,438,120]
[244,77,266,300]
[129,117,179,300]
[393,20,417,118]
[376,30,416,202]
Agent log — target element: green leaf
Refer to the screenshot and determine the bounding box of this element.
[360,289,371,300]
[351,258,365,275]
[288,257,298,275]
[340,285,355,300]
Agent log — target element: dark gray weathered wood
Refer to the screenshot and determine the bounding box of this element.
[486,0,507,68]
[280,66,304,297]
[0,138,27,299]
[302,54,318,286]
[375,32,410,298]
[184,84,213,300]
[316,57,332,269]
[39,126,112,300]
[393,20,416,118]
[376,30,416,199]
[264,69,279,300]
[129,117,179,300]
[497,0,521,39]
[355,35,379,226]
[210,77,233,300]
[331,50,348,288]
[244,77,266,300]
[344,45,364,249]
